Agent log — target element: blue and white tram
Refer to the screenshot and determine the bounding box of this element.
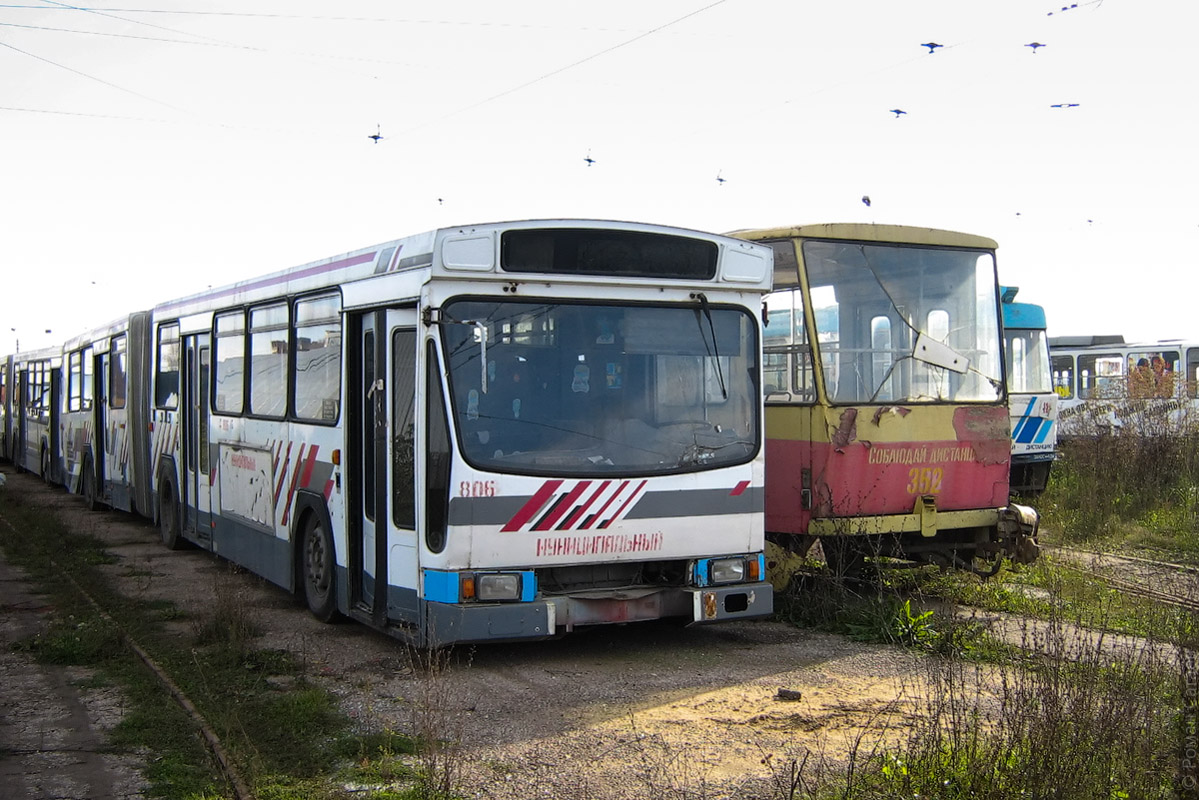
[1001,287,1057,494]
[147,220,775,646]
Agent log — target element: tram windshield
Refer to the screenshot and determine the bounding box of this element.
[440,299,759,476]
[1004,327,1053,394]
[772,239,1002,404]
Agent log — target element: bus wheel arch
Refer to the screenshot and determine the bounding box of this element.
[296,501,340,623]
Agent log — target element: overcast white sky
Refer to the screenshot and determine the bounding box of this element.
[2,0,1195,354]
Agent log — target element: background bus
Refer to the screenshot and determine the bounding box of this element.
[0,354,11,462]
[1001,286,1057,495]
[730,223,1039,576]
[8,345,62,481]
[1049,335,1199,436]
[60,313,153,514]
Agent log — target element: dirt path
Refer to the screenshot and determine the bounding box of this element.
[2,470,930,798]
[0,545,148,799]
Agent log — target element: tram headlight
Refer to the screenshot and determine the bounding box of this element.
[709,558,747,585]
[476,573,522,601]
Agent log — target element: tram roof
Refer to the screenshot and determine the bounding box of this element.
[726,223,998,250]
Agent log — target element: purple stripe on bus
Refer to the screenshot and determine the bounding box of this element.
[155,251,377,315]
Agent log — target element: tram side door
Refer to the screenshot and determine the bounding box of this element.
[181,336,213,542]
[348,309,419,626]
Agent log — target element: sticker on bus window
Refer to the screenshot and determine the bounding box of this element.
[572,365,590,393]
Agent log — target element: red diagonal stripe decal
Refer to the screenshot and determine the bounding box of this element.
[282,444,306,526]
[561,480,611,530]
[273,441,293,508]
[598,480,648,529]
[730,480,750,496]
[502,480,563,532]
[300,444,319,488]
[534,481,591,531]
[581,480,628,530]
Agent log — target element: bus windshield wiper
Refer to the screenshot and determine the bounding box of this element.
[692,292,727,400]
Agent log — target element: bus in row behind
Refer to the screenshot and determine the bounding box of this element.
[1049,335,1199,436]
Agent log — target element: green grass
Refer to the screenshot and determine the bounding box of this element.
[0,484,429,800]
[1038,432,1199,561]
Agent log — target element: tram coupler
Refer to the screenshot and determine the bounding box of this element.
[998,502,1040,564]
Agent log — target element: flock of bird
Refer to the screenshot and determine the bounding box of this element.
[367,5,1091,197]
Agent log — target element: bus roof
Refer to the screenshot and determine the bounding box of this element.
[1048,335,1126,348]
[1000,287,1047,331]
[726,223,998,250]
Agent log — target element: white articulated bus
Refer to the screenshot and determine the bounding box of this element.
[0,354,12,463]
[143,220,774,646]
[7,345,63,481]
[60,313,154,513]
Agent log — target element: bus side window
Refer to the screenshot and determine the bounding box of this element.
[1188,347,1199,399]
[1051,356,1074,399]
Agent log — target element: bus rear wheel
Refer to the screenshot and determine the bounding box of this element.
[159,482,186,550]
[302,515,338,623]
[82,456,99,511]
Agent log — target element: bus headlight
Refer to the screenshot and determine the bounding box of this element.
[709,558,746,585]
[477,573,522,601]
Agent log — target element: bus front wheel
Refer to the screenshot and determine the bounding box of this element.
[302,515,338,623]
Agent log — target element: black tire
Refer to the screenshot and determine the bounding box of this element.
[82,455,100,511]
[302,515,338,623]
[159,481,186,550]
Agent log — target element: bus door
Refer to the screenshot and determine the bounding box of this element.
[181,336,213,543]
[349,309,419,626]
[15,368,28,470]
[103,338,128,497]
[94,353,108,492]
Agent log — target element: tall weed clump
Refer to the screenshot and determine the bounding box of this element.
[841,612,1184,800]
[1039,425,1199,553]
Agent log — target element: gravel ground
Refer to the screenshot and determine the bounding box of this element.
[2,469,929,799]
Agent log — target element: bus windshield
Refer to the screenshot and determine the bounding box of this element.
[1005,327,1053,394]
[798,239,1002,404]
[440,299,759,476]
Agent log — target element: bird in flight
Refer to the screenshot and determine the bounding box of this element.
[368,125,383,143]
[1025,42,1047,52]
[921,42,943,53]
[889,108,907,118]
[861,195,871,207]
[716,171,726,186]
[584,150,596,167]
[1050,103,1080,108]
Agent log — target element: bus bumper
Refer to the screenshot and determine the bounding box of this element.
[422,582,774,644]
